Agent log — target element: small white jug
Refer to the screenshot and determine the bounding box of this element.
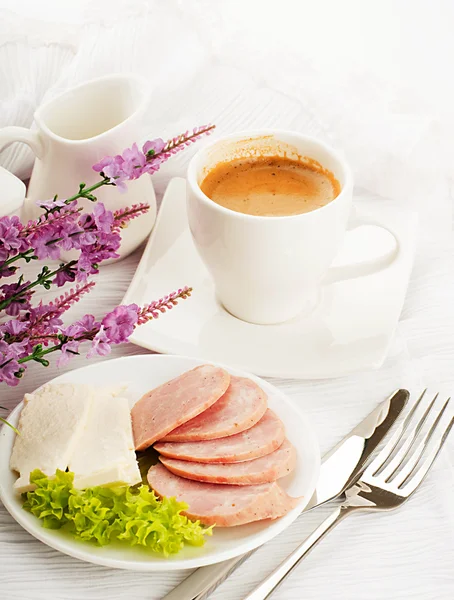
[0,74,157,262]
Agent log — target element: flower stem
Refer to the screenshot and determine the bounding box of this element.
[64,179,109,204]
[0,261,78,311]
[17,343,63,365]
[17,328,99,365]
[0,249,35,268]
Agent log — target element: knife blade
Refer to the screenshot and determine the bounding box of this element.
[162,389,409,600]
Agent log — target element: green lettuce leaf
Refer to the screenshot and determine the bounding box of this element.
[22,469,73,529]
[22,470,213,556]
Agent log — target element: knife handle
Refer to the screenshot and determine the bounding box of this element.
[162,553,253,600]
[243,505,352,600]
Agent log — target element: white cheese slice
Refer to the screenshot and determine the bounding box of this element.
[72,462,141,490]
[69,392,141,489]
[10,384,94,493]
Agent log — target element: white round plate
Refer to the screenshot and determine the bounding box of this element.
[0,355,320,571]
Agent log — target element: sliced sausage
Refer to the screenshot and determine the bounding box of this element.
[147,463,299,527]
[154,409,285,463]
[161,376,267,442]
[160,438,296,485]
[132,365,230,451]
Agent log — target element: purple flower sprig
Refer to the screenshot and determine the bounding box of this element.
[0,125,215,275]
[0,287,192,387]
[162,125,216,156]
[0,123,215,400]
[137,287,193,323]
[112,203,150,231]
[93,124,215,191]
[0,203,151,314]
[3,282,96,347]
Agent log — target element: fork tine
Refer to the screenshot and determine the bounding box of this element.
[391,398,451,487]
[381,392,439,482]
[397,411,454,494]
[371,389,427,476]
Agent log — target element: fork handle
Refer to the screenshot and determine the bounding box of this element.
[244,505,353,600]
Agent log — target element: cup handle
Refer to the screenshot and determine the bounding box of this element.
[323,209,400,285]
[0,126,44,159]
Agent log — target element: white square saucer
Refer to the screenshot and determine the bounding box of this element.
[123,178,418,379]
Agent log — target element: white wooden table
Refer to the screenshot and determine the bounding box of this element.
[1,194,453,600]
[1,1,454,598]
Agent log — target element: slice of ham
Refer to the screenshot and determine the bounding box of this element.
[132,365,230,451]
[161,376,267,442]
[160,438,296,485]
[154,409,285,463]
[148,463,299,527]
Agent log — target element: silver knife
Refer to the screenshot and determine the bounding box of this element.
[162,389,409,600]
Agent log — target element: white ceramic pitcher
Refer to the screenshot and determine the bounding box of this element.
[0,74,157,261]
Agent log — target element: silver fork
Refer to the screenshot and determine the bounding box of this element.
[244,391,454,600]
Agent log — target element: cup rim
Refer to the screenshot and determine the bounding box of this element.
[187,129,354,221]
[34,73,150,145]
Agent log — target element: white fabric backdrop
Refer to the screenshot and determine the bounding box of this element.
[0,1,453,599]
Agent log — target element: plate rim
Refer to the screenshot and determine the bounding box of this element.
[0,354,320,571]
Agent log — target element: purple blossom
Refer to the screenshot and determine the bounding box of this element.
[143,156,166,176]
[27,206,85,260]
[93,155,128,191]
[53,266,76,287]
[38,197,69,211]
[102,304,139,344]
[77,218,97,246]
[0,355,21,386]
[0,281,32,316]
[56,314,100,366]
[58,222,84,251]
[120,143,147,179]
[2,319,28,336]
[0,265,17,279]
[26,304,63,337]
[1,319,33,356]
[0,216,27,262]
[143,138,165,156]
[86,326,111,358]
[28,227,63,260]
[77,204,119,258]
[92,156,114,173]
[76,231,121,277]
[75,254,98,281]
[92,203,114,233]
[78,212,94,230]
[14,284,94,345]
[64,314,100,339]
[5,339,29,359]
[56,339,80,367]
[0,340,26,386]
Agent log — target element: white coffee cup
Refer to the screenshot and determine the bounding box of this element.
[187,130,401,325]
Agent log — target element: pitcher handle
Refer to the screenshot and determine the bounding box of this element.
[0,126,44,159]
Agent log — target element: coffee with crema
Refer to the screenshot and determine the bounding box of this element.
[200,156,340,217]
